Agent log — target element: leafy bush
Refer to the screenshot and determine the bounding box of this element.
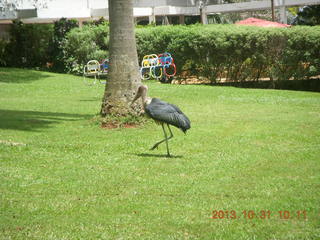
[135,24,320,82]
[5,20,53,68]
[50,18,79,72]
[3,21,320,85]
[293,5,320,26]
[63,22,109,74]
[0,39,9,66]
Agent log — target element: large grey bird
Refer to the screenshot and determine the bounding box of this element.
[131,85,191,157]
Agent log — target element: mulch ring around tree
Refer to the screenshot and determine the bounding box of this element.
[101,122,139,129]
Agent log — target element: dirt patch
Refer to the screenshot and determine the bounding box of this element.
[101,122,118,129]
[172,76,211,85]
[101,122,139,129]
[123,123,138,128]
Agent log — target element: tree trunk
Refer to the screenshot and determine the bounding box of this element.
[100,0,142,116]
[271,0,275,21]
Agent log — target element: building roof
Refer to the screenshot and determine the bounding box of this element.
[235,17,291,28]
[1,0,319,24]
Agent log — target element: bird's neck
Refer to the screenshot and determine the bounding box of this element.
[145,97,152,105]
[142,96,151,107]
[141,89,151,107]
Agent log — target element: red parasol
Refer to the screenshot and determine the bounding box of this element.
[235,17,291,28]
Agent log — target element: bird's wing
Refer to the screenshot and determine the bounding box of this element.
[145,98,191,132]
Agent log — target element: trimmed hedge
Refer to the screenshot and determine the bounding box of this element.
[2,21,320,85]
[135,24,320,82]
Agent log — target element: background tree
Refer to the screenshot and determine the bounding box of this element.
[292,5,320,26]
[100,0,142,116]
[0,0,50,14]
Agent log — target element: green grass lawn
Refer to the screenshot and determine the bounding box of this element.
[0,67,319,239]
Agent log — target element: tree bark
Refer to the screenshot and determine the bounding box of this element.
[101,0,142,116]
[271,0,275,21]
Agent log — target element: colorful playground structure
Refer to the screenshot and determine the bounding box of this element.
[140,52,176,80]
[83,59,109,84]
[83,52,176,84]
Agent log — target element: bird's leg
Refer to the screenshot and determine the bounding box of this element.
[163,124,170,157]
[150,124,173,157]
[164,125,174,157]
[150,123,171,156]
[167,124,174,140]
[150,123,167,150]
[150,124,174,151]
[163,124,173,157]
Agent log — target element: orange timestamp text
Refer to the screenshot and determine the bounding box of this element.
[210,210,307,220]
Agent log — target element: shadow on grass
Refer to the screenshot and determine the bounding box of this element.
[0,68,52,84]
[212,79,320,92]
[0,109,92,132]
[135,153,183,159]
[79,97,102,102]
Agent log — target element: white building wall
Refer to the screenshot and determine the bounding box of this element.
[1,0,320,23]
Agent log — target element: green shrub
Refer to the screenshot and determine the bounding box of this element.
[50,18,79,72]
[5,20,53,68]
[3,22,320,84]
[0,39,9,66]
[63,23,109,74]
[135,24,320,82]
